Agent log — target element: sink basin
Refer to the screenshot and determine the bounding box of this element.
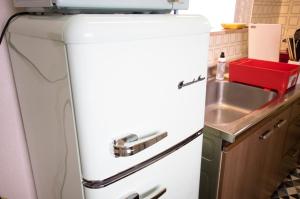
[205,80,277,125]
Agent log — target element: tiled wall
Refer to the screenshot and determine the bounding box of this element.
[251,0,300,50]
[208,29,248,67]
[278,0,300,50]
[207,0,252,67]
[251,0,281,24]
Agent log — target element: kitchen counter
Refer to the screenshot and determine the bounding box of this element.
[200,76,300,199]
[205,81,300,143]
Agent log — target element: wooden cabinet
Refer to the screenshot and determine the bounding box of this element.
[218,108,291,199]
[200,96,300,199]
[281,99,300,176]
[260,109,290,198]
[218,120,271,199]
[284,99,300,154]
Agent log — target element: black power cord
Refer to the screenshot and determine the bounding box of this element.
[0,12,30,45]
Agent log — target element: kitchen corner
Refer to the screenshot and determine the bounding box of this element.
[201,62,300,199]
[204,78,300,143]
[1,0,300,199]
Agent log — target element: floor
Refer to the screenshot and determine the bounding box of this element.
[271,165,300,199]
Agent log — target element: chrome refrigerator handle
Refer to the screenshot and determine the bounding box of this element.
[114,132,168,157]
[125,186,167,199]
[83,130,203,189]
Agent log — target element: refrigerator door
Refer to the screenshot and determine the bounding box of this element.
[83,135,203,199]
[64,15,209,181]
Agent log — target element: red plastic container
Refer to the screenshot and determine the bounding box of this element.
[229,58,300,94]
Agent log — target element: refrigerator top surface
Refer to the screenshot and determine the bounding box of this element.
[8,14,210,44]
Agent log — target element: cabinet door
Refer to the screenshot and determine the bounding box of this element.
[282,100,300,175]
[218,121,273,199]
[284,99,300,155]
[260,108,290,198]
[218,108,290,199]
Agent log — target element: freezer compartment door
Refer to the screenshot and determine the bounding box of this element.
[67,25,209,180]
[83,135,203,199]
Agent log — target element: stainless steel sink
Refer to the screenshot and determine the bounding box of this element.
[205,80,278,125]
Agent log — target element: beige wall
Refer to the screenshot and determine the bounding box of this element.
[0,1,37,198]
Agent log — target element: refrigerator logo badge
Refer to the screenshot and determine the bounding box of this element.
[178,75,205,89]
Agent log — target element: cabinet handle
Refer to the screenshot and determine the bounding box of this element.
[125,186,167,199]
[274,119,287,128]
[259,129,274,140]
[114,132,168,157]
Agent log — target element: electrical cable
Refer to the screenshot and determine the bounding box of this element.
[0,12,30,45]
[8,33,67,83]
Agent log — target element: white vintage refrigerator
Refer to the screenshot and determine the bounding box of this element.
[7,14,210,199]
